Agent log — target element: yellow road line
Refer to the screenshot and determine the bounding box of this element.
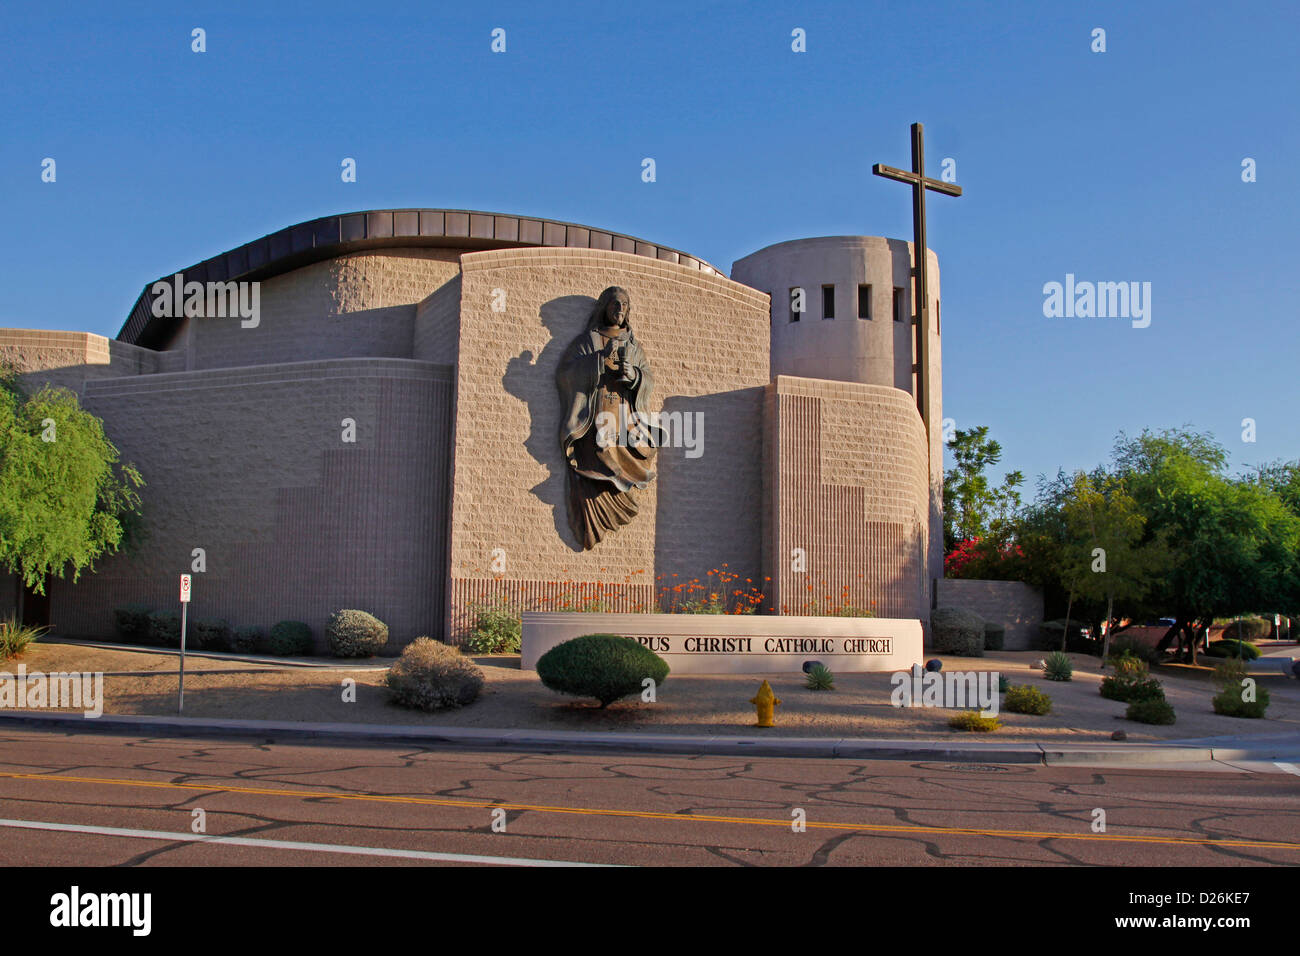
[0,770,1295,851]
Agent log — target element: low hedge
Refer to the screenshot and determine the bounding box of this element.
[191,618,231,652]
[112,605,152,644]
[231,625,263,654]
[983,622,1005,652]
[931,608,985,657]
[147,610,181,648]
[264,620,313,656]
[1126,698,1176,725]
[327,609,389,658]
[1205,639,1261,661]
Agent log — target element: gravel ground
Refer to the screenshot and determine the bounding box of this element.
[6,644,1300,742]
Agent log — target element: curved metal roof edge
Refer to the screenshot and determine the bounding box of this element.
[118,208,721,348]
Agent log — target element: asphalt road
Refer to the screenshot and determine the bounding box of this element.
[0,727,1296,867]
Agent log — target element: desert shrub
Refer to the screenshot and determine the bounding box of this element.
[326,609,389,658]
[1004,684,1052,715]
[264,620,313,656]
[1205,639,1261,661]
[1099,653,1166,703]
[385,637,485,711]
[805,664,834,690]
[949,710,1001,732]
[464,600,521,654]
[191,618,231,651]
[536,633,669,708]
[1211,658,1270,718]
[231,625,263,653]
[1220,617,1272,642]
[0,614,46,660]
[931,607,986,657]
[1108,636,1161,664]
[983,622,1005,651]
[1043,651,1073,681]
[1126,697,1176,725]
[112,604,152,644]
[148,610,181,648]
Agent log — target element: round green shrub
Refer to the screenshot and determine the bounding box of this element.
[949,710,1001,732]
[1211,658,1270,718]
[536,633,669,708]
[148,610,181,648]
[1126,697,1176,725]
[191,618,231,651]
[983,622,1005,651]
[112,605,152,644]
[264,620,313,656]
[1043,651,1073,681]
[231,625,263,653]
[1004,684,1052,715]
[385,637,485,711]
[1205,639,1261,661]
[1100,654,1166,703]
[931,607,986,657]
[326,609,389,658]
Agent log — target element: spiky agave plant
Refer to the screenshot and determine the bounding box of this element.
[1043,651,1073,682]
[805,663,835,690]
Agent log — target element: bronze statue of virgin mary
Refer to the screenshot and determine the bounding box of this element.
[556,286,663,550]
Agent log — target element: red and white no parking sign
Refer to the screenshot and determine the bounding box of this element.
[179,573,192,603]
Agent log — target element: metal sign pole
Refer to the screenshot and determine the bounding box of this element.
[179,602,187,713]
[178,574,191,714]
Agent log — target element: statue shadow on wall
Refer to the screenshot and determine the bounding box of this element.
[501,294,593,552]
[652,388,764,594]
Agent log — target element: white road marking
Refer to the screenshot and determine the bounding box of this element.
[0,817,619,867]
[1274,762,1300,777]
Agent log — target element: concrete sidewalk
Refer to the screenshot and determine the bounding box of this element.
[2,709,1297,769]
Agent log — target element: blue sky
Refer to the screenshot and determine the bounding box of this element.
[3,0,1297,492]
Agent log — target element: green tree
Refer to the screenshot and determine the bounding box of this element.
[0,375,143,613]
[943,426,1024,553]
[1059,470,1169,660]
[1112,429,1300,663]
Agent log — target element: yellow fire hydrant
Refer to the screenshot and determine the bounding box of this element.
[751,680,782,727]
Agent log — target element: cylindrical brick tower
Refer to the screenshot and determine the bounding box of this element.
[731,235,944,604]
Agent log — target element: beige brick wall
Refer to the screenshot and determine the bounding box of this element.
[936,578,1044,650]
[414,275,462,365]
[0,330,158,392]
[162,249,463,371]
[41,357,454,651]
[446,247,770,640]
[763,375,930,622]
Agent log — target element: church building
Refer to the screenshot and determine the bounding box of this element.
[0,209,943,651]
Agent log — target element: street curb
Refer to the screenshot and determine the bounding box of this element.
[1,710,1290,766]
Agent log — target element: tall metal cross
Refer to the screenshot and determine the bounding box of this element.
[873,122,962,439]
